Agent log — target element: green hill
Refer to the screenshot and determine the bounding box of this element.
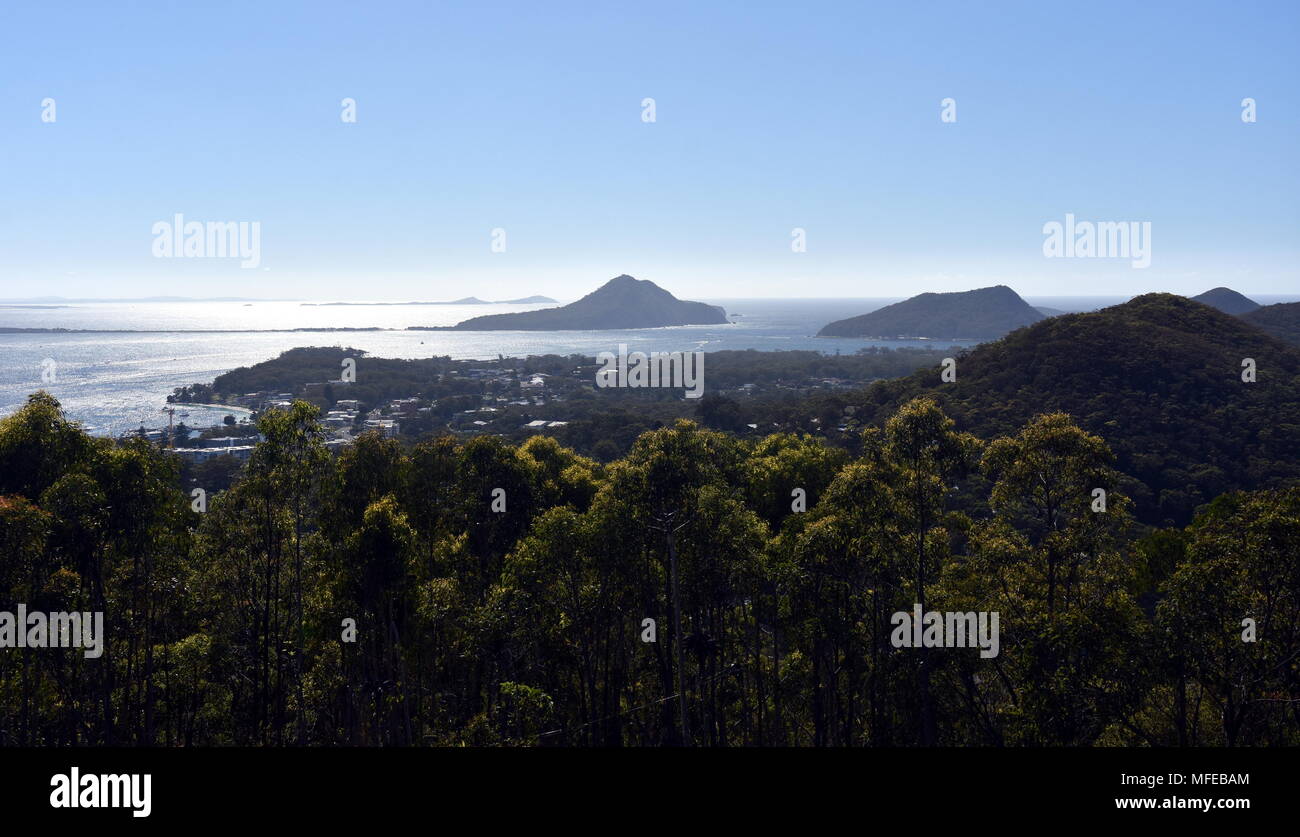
[1242,301,1300,346]
[851,293,1300,525]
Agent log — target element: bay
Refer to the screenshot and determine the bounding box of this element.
[0,295,1167,436]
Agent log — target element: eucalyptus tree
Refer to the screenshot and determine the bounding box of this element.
[965,413,1145,745]
[1158,488,1300,746]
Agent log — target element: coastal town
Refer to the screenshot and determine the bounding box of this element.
[147,361,576,463]
[136,347,934,470]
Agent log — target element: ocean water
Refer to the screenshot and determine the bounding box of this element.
[0,294,1190,436]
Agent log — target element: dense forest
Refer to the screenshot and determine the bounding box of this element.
[1243,301,1300,347]
[2,386,1296,747]
[811,295,1300,527]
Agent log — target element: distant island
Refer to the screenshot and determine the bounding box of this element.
[1190,287,1260,315]
[431,275,728,330]
[817,285,1044,339]
[302,295,557,306]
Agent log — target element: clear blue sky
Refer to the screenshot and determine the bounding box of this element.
[1,0,1296,300]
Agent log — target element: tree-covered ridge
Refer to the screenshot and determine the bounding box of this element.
[1242,301,1300,347]
[2,390,1296,747]
[848,293,1300,526]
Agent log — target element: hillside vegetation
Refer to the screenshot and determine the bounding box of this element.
[1243,301,1300,347]
[849,294,1300,525]
[3,391,1296,747]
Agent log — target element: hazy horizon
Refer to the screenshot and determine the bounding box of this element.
[3,289,1299,305]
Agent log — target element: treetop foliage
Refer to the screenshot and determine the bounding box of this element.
[2,387,1296,747]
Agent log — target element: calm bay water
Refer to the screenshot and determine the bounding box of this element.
[0,295,1188,436]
